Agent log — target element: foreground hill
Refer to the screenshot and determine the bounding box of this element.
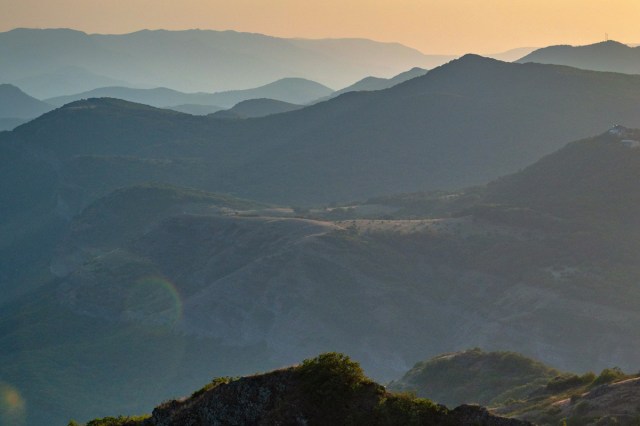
[0,83,53,120]
[517,40,640,74]
[8,56,640,207]
[0,28,439,96]
[78,353,529,426]
[46,78,333,109]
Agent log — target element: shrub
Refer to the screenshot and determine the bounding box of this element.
[546,372,595,392]
[84,415,149,426]
[298,352,368,399]
[593,367,626,386]
[374,393,446,426]
[191,376,236,398]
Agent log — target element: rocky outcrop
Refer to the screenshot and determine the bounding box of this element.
[100,353,532,426]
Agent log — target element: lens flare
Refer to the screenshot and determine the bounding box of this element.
[123,276,183,327]
[0,382,26,426]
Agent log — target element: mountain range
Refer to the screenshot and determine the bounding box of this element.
[46,78,333,110]
[8,55,640,209]
[5,52,640,425]
[0,28,441,97]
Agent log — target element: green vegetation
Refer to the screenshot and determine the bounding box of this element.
[390,348,560,407]
[69,415,150,426]
[498,366,637,425]
[546,372,596,392]
[593,367,627,386]
[373,393,448,426]
[298,352,369,398]
[190,376,237,398]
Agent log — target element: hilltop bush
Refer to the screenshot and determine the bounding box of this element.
[298,352,369,400]
[82,415,149,426]
[373,393,447,426]
[191,376,237,398]
[593,367,626,386]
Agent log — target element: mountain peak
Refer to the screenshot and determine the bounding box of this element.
[0,83,53,120]
[592,40,629,48]
[445,53,505,69]
[0,83,27,95]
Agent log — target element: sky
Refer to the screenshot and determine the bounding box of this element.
[2,0,640,54]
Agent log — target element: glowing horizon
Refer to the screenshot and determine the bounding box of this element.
[1,0,640,54]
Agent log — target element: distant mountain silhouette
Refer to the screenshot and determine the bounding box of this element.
[517,40,640,74]
[13,66,131,99]
[9,56,640,206]
[200,78,332,107]
[46,78,332,109]
[0,84,53,120]
[212,98,303,119]
[166,104,224,115]
[0,28,445,94]
[330,67,428,98]
[0,117,27,131]
[484,46,538,62]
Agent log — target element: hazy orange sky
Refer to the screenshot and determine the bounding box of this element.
[2,0,639,54]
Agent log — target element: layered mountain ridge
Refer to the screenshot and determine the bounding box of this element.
[8,55,640,208]
[0,28,439,96]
